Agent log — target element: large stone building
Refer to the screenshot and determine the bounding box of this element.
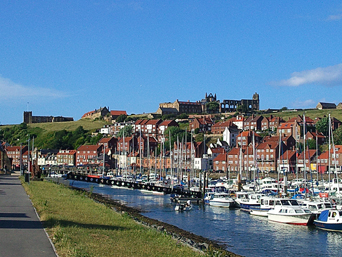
[219,92,260,113]
[23,111,73,124]
[81,107,110,120]
[157,92,260,116]
[157,100,202,115]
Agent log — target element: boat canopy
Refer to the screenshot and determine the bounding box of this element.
[318,210,329,222]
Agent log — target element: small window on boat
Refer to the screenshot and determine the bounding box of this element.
[304,210,311,213]
[295,209,303,213]
[324,203,332,208]
[281,200,290,205]
[309,206,317,211]
[269,200,274,205]
[290,200,299,206]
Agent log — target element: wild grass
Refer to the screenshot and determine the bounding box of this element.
[21,179,203,257]
[27,119,109,132]
[263,108,342,121]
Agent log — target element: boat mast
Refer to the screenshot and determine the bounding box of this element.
[295,124,298,181]
[328,114,331,195]
[253,131,256,191]
[169,130,173,187]
[103,144,105,175]
[139,128,142,175]
[303,114,307,197]
[278,132,281,197]
[331,117,339,196]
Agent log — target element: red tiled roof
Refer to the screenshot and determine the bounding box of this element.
[297,150,316,159]
[82,110,95,118]
[110,110,127,116]
[278,122,294,129]
[213,153,227,162]
[5,146,21,151]
[212,120,234,128]
[147,119,161,125]
[256,141,279,150]
[228,148,240,155]
[211,148,226,154]
[279,150,296,160]
[77,145,101,151]
[98,137,111,143]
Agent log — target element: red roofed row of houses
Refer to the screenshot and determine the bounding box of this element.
[211,135,342,174]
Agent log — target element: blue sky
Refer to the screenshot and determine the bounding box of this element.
[1,1,342,125]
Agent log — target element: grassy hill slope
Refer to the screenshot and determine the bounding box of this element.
[27,119,109,132]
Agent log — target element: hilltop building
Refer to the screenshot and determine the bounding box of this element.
[23,111,73,124]
[316,102,336,110]
[157,92,260,116]
[81,107,110,120]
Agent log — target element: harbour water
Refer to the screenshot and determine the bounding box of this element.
[71,180,341,257]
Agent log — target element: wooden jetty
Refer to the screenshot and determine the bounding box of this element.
[67,173,202,198]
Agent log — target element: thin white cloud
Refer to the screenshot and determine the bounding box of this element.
[327,14,342,21]
[0,75,68,99]
[271,63,342,87]
[291,99,316,109]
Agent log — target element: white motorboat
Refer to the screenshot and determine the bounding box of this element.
[250,196,276,217]
[209,192,235,208]
[314,209,342,231]
[234,191,250,207]
[239,193,265,211]
[267,204,312,226]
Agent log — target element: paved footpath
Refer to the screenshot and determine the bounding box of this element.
[0,174,57,257]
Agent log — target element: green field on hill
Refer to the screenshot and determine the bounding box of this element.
[262,108,342,121]
[27,119,109,132]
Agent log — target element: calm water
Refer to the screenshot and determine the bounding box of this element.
[71,181,341,257]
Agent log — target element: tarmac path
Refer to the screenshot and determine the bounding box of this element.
[0,174,57,257]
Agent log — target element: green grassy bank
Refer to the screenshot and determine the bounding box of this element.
[21,179,204,257]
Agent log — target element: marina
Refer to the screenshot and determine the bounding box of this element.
[69,179,342,257]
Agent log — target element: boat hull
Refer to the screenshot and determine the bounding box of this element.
[250,210,269,217]
[313,221,342,232]
[209,200,234,208]
[268,213,310,226]
[239,203,260,210]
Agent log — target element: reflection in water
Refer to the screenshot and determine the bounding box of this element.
[72,181,340,257]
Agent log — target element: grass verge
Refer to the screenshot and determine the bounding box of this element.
[21,178,204,257]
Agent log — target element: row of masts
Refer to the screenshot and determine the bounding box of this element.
[117,128,196,186]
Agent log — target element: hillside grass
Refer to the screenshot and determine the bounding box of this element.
[27,119,109,132]
[21,179,203,257]
[262,108,342,121]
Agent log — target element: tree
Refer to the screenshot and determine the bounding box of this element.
[307,139,316,150]
[195,133,204,143]
[206,102,219,113]
[315,117,329,136]
[237,104,248,113]
[116,114,127,123]
[117,125,133,138]
[164,126,193,151]
[90,133,103,145]
[333,126,342,145]
[177,113,189,119]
